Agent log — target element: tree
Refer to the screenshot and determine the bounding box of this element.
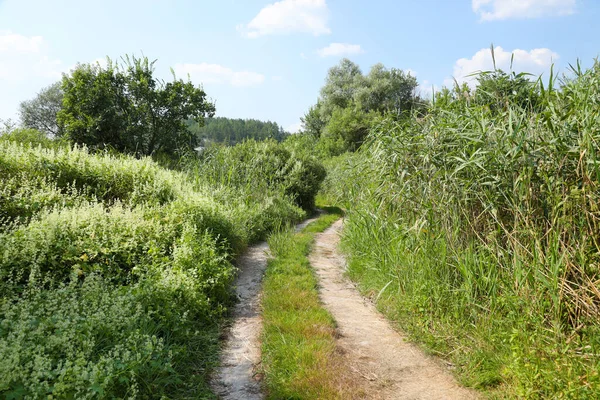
[19,82,64,137]
[58,56,215,157]
[355,64,418,114]
[319,58,364,118]
[320,106,377,155]
[316,59,419,123]
[300,102,326,138]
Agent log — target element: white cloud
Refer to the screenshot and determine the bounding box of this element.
[419,79,440,99]
[447,46,559,87]
[0,32,44,54]
[239,0,330,38]
[472,0,576,21]
[286,121,303,133]
[0,31,63,81]
[173,63,265,87]
[317,43,364,57]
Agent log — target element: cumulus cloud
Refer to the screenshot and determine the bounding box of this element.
[446,46,559,87]
[173,63,265,87]
[0,32,44,54]
[239,0,330,38]
[285,121,303,133]
[0,31,63,81]
[317,43,364,57]
[418,80,440,100]
[472,0,576,21]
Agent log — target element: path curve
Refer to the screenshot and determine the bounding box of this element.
[309,219,479,400]
[211,216,320,400]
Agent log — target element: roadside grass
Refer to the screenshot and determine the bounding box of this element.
[261,208,360,400]
[320,62,600,398]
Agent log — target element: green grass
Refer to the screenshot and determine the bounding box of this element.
[261,208,358,400]
[321,61,600,398]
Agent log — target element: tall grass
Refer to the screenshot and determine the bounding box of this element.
[325,61,600,398]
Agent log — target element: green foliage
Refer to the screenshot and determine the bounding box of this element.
[319,58,364,118]
[188,116,288,144]
[320,107,378,155]
[355,63,418,114]
[475,68,541,112]
[58,56,215,157]
[302,58,419,155]
[317,58,419,120]
[324,60,600,398]
[192,139,326,211]
[18,82,64,137]
[0,140,181,211]
[300,102,326,138]
[0,132,320,398]
[0,128,64,149]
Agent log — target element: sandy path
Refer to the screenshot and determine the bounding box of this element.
[309,219,479,400]
[211,216,319,400]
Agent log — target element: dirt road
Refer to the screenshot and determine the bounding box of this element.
[309,219,478,400]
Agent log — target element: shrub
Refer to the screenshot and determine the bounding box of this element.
[191,139,326,211]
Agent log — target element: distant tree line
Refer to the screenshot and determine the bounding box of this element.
[188,117,289,145]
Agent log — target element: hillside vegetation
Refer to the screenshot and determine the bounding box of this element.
[319,60,600,397]
[188,117,288,145]
[0,131,324,398]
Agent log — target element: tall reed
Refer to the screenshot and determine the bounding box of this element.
[329,61,600,398]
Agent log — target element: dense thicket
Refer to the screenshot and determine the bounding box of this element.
[0,130,324,398]
[321,61,600,398]
[188,117,288,144]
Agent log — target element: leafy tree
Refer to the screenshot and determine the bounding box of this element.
[320,107,378,155]
[303,58,418,154]
[355,64,418,114]
[58,56,215,157]
[300,102,326,138]
[319,58,364,118]
[316,59,419,122]
[19,82,63,137]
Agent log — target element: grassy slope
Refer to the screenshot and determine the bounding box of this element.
[261,208,361,399]
[0,138,309,399]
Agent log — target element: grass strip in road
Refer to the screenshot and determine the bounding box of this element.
[260,208,360,399]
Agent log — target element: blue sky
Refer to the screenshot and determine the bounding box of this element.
[0,0,598,131]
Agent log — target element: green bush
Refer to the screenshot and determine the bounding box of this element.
[0,131,320,398]
[0,141,180,209]
[191,139,326,211]
[0,274,222,399]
